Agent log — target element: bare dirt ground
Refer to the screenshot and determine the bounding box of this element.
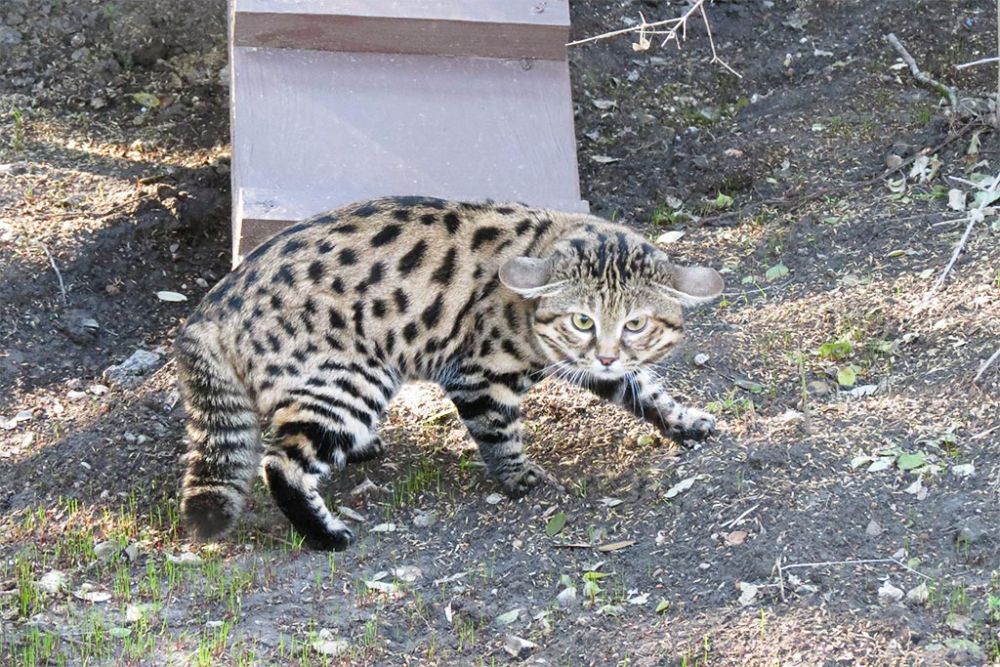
[1,1,999,665]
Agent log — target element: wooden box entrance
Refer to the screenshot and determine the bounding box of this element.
[229,0,587,261]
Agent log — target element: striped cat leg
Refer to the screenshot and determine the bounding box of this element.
[592,369,716,445]
[263,414,353,550]
[176,329,261,541]
[263,371,392,549]
[445,368,556,498]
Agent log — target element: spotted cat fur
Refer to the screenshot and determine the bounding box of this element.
[175,197,724,550]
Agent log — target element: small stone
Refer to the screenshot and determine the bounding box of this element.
[0,162,29,176]
[89,384,109,396]
[693,353,710,366]
[166,552,201,566]
[67,390,88,401]
[906,582,929,604]
[946,612,972,633]
[955,517,993,547]
[0,26,22,45]
[556,586,577,608]
[90,96,108,110]
[102,349,163,388]
[311,629,349,657]
[93,540,121,562]
[124,543,140,562]
[412,510,437,528]
[37,570,69,594]
[350,478,381,497]
[486,493,504,505]
[504,635,537,659]
[391,565,422,583]
[878,580,903,604]
[807,380,831,396]
[865,520,882,537]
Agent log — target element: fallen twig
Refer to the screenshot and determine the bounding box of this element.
[974,346,1000,384]
[954,55,1000,70]
[926,172,1000,296]
[31,239,67,305]
[886,33,958,109]
[568,0,740,77]
[781,557,932,580]
[971,424,1000,440]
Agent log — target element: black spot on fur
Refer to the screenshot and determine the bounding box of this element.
[420,213,437,225]
[226,295,244,311]
[515,218,532,235]
[352,301,365,336]
[273,264,295,287]
[397,240,427,275]
[282,238,306,255]
[338,248,358,265]
[331,277,345,294]
[328,308,347,329]
[372,299,387,318]
[471,226,502,250]
[392,209,411,222]
[402,322,418,343]
[332,224,357,235]
[270,294,283,310]
[393,288,409,313]
[371,224,402,247]
[421,294,444,328]
[443,212,461,235]
[353,204,379,217]
[431,248,457,285]
[317,240,334,254]
[266,333,282,353]
[308,260,324,282]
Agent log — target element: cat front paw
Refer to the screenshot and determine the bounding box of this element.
[661,408,716,448]
[305,526,356,552]
[498,461,565,498]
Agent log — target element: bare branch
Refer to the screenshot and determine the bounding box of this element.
[567,0,741,77]
[954,55,1000,70]
[886,33,958,108]
[974,346,1000,384]
[30,239,67,305]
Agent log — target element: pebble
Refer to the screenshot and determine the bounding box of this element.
[412,510,437,528]
[556,586,577,608]
[504,635,538,659]
[0,25,22,45]
[0,162,29,175]
[102,349,163,388]
[865,519,882,537]
[93,540,120,562]
[878,580,903,604]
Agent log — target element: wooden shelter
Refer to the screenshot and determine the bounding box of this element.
[228,0,587,261]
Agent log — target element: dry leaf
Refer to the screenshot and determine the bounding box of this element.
[724,530,747,546]
[597,540,636,552]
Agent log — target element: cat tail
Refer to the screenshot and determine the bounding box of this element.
[175,322,260,541]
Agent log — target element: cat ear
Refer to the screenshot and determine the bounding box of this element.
[656,259,724,306]
[499,257,563,298]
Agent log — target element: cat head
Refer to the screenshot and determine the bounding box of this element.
[499,227,723,381]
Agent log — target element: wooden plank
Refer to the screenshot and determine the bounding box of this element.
[230,47,585,254]
[233,0,570,59]
[235,186,588,258]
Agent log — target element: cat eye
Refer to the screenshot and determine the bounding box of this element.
[570,313,595,331]
[624,316,648,333]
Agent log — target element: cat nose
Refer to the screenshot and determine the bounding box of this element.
[597,355,617,367]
